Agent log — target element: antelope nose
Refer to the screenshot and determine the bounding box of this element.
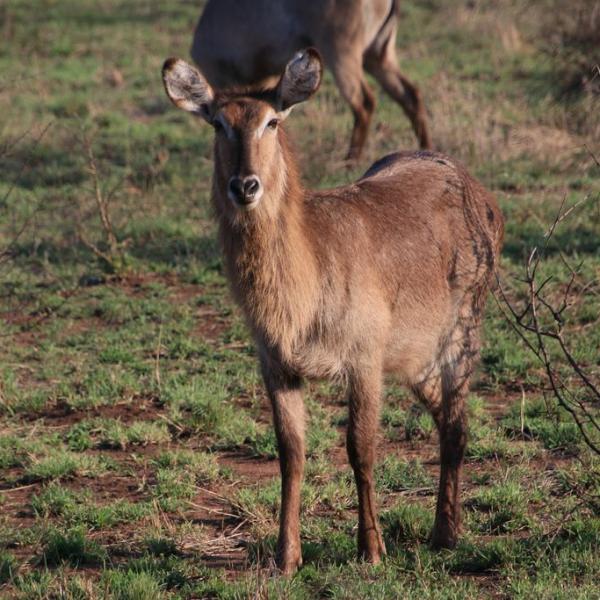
[228,175,262,205]
[244,176,260,198]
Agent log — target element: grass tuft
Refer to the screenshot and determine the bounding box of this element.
[41,527,106,567]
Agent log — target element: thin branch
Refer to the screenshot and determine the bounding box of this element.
[495,191,600,455]
[74,128,127,273]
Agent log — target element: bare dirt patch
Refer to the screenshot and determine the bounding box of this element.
[67,472,149,504]
[218,452,279,483]
[23,396,164,428]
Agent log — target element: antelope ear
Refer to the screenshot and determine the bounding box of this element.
[162,58,214,122]
[276,48,323,111]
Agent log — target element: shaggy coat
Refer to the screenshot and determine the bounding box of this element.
[162,49,503,574]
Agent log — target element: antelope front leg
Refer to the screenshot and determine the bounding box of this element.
[346,364,386,563]
[263,363,306,575]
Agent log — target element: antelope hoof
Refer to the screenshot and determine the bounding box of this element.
[358,529,386,564]
[430,520,459,550]
[275,546,302,576]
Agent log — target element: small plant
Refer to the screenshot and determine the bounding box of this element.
[153,449,222,484]
[163,376,259,448]
[24,450,106,481]
[65,422,93,451]
[375,456,432,493]
[75,129,129,275]
[100,570,164,600]
[26,452,82,482]
[31,483,80,519]
[404,405,435,441]
[467,424,515,461]
[448,539,513,574]
[381,503,434,549]
[0,551,17,584]
[248,428,278,459]
[503,398,584,453]
[41,527,105,567]
[152,467,197,512]
[97,418,171,450]
[465,481,532,534]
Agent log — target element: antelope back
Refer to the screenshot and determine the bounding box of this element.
[191,0,395,87]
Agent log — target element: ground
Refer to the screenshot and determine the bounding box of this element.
[0,0,599,598]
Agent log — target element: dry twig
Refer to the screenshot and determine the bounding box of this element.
[75,129,128,273]
[495,192,600,455]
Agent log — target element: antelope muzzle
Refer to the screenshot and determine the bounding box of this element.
[228,175,263,209]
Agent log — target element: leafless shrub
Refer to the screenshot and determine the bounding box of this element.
[496,181,600,455]
[75,129,129,275]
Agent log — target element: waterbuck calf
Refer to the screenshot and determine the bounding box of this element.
[162,49,503,574]
[191,0,431,160]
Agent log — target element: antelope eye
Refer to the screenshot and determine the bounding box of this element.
[267,119,279,130]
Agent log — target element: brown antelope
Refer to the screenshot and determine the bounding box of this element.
[190,0,431,160]
[162,49,503,574]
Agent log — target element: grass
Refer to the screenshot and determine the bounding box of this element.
[0,0,599,597]
[41,527,106,567]
[32,484,152,528]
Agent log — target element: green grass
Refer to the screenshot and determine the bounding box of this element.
[32,484,152,528]
[375,456,433,493]
[23,449,112,483]
[0,0,599,597]
[41,527,107,567]
[0,551,17,584]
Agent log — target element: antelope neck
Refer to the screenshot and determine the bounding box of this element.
[216,136,319,355]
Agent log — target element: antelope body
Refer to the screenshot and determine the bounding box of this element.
[191,0,430,159]
[162,49,503,574]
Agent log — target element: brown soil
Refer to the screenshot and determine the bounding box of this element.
[218,451,279,483]
[23,396,164,428]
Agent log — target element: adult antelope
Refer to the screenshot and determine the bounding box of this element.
[190,0,431,160]
[162,49,503,574]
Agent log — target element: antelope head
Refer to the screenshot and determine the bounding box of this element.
[162,49,322,218]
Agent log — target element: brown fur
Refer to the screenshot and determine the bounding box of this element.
[191,0,431,159]
[162,57,503,575]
